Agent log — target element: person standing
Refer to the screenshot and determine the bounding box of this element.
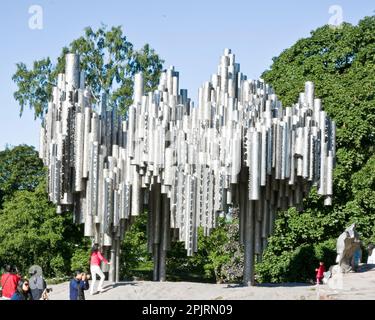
[352,245,362,272]
[69,271,89,300]
[90,244,110,295]
[10,279,33,300]
[1,265,21,300]
[29,269,47,300]
[315,261,325,285]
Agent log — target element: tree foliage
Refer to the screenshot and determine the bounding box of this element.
[198,216,244,283]
[120,212,152,279]
[257,16,375,282]
[0,179,84,277]
[0,145,86,277]
[0,145,45,206]
[164,215,244,283]
[70,245,91,274]
[12,25,164,118]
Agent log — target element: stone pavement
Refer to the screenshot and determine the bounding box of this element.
[316,264,375,300]
[47,265,375,300]
[48,280,317,300]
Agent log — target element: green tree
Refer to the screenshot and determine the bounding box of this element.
[0,145,44,206]
[0,178,84,277]
[165,215,244,284]
[70,244,91,274]
[12,25,164,118]
[257,16,375,282]
[120,212,152,279]
[199,216,244,283]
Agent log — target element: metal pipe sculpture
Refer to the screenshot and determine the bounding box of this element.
[40,49,335,285]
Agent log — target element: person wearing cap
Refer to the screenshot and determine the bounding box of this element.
[29,269,47,300]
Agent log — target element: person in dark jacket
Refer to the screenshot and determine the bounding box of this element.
[10,279,33,300]
[69,270,89,300]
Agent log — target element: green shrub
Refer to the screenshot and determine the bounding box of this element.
[50,255,66,278]
[70,247,91,273]
[256,238,337,283]
[201,216,244,283]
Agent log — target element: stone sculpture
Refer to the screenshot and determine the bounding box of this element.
[335,223,360,273]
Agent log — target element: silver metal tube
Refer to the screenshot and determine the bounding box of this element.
[65,53,80,89]
[243,200,255,286]
[248,131,260,200]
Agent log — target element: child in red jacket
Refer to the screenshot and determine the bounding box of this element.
[315,262,325,285]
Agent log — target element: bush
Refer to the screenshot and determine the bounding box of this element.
[314,239,337,267]
[70,246,91,273]
[50,255,66,278]
[166,240,209,282]
[256,249,294,283]
[256,238,337,283]
[201,216,244,283]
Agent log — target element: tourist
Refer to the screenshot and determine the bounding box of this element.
[29,269,47,300]
[69,270,90,300]
[1,265,21,300]
[315,261,325,285]
[352,245,362,272]
[10,279,33,300]
[90,243,110,295]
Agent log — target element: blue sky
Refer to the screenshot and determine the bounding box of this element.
[0,0,373,150]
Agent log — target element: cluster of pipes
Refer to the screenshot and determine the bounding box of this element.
[39,49,335,285]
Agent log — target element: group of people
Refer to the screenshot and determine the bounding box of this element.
[2,240,375,298]
[0,265,47,300]
[1,243,110,301]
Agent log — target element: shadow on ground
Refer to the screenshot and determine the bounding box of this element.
[224,282,314,289]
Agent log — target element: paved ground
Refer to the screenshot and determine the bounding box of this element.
[48,264,375,300]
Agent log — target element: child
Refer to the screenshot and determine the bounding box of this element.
[315,262,325,285]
